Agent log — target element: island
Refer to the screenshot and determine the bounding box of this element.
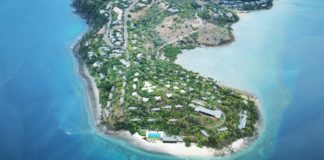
[72,0,272,157]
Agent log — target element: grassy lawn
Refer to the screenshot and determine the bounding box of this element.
[196,113,226,130]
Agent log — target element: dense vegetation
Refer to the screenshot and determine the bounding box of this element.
[162,45,182,61]
[73,0,112,27]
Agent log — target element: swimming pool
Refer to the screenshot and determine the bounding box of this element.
[148,132,161,138]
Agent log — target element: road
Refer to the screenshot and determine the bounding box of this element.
[123,0,140,60]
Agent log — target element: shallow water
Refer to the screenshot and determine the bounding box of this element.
[0,0,324,159]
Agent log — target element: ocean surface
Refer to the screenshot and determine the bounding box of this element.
[0,0,323,159]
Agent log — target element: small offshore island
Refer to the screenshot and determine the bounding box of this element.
[72,0,272,157]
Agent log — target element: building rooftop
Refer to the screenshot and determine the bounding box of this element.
[162,136,177,142]
[201,130,209,137]
[142,97,149,102]
[99,73,105,80]
[131,118,141,122]
[175,105,183,108]
[192,99,206,106]
[163,105,172,109]
[93,61,101,67]
[166,93,173,98]
[151,108,160,112]
[218,127,228,132]
[195,106,223,119]
[132,92,138,97]
[128,106,138,110]
[162,135,183,142]
[238,112,248,129]
[120,59,130,67]
[147,118,156,122]
[169,119,178,122]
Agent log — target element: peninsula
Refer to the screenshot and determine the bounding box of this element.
[72,0,272,157]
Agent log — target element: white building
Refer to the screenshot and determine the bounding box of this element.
[93,61,101,67]
[194,106,223,119]
[142,97,149,102]
[113,7,123,20]
[120,59,130,67]
[238,111,248,129]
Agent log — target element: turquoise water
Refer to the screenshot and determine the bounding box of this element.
[1,0,324,159]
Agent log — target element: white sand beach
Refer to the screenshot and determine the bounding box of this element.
[116,131,251,157]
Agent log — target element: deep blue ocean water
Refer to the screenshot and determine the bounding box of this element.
[0,0,323,160]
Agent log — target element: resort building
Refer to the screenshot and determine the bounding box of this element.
[87,51,94,58]
[162,136,183,143]
[175,105,184,109]
[163,105,172,109]
[147,118,157,122]
[218,127,228,132]
[169,119,178,122]
[142,81,155,93]
[142,97,149,102]
[189,103,196,108]
[93,61,101,67]
[120,59,130,67]
[131,118,141,122]
[113,7,123,20]
[192,99,206,106]
[99,73,105,80]
[128,106,137,110]
[194,106,223,119]
[131,92,138,97]
[201,130,209,137]
[167,7,179,14]
[166,93,173,98]
[108,93,113,100]
[151,108,160,112]
[238,111,248,129]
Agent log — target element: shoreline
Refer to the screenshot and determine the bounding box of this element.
[72,37,263,157]
[72,38,100,127]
